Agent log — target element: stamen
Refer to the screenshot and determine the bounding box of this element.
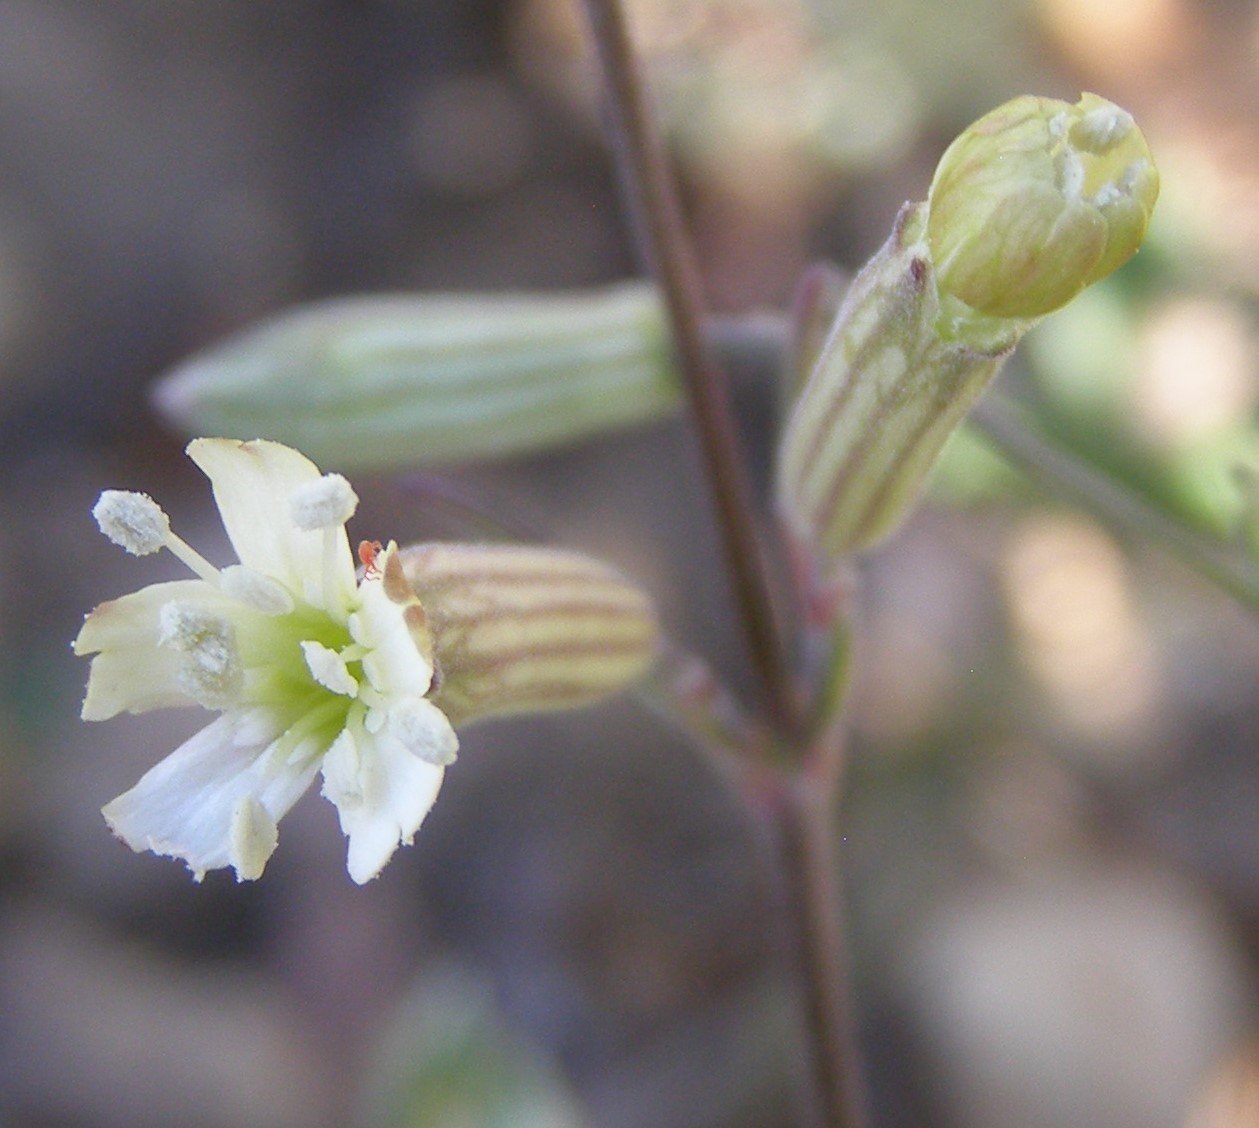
[1119,159,1150,193]
[388,698,459,766]
[92,491,170,556]
[360,685,387,715]
[1055,149,1085,201]
[268,697,348,768]
[158,601,243,707]
[288,475,360,609]
[301,640,359,697]
[290,474,358,531]
[322,527,342,614]
[1092,182,1123,209]
[163,531,222,584]
[228,796,278,882]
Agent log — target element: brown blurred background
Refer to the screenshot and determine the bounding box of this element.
[4,1,1259,1126]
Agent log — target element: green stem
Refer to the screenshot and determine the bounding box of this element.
[969,396,1259,612]
[578,0,798,737]
[708,310,1259,616]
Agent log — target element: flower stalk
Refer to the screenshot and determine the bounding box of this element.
[772,763,867,1128]
[578,2,863,1125]
[579,0,799,738]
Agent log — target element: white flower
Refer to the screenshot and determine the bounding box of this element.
[76,438,458,884]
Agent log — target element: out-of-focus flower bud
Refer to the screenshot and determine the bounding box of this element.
[927,92,1158,341]
[399,543,659,726]
[777,94,1157,561]
[154,284,681,471]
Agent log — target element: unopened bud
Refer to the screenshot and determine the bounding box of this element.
[154,284,681,471]
[398,543,658,725]
[927,92,1157,342]
[777,93,1157,561]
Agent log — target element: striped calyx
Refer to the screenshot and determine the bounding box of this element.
[398,543,659,725]
[153,284,680,472]
[777,203,1007,560]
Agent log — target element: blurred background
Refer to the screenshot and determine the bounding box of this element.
[4,0,1259,1125]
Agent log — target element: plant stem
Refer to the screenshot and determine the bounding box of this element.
[709,312,1259,616]
[770,756,868,1128]
[580,6,865,1125]
[579,0,798,736]
[969,396,1259,612]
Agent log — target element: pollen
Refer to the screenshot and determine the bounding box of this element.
[92,490,171,556]
[290,473,359,531]
[158,601,243,707]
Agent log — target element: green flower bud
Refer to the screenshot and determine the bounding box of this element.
[777,94,1157,561]
[154,284,681,471]
[399,543,658,726]
[928,93,1158,338]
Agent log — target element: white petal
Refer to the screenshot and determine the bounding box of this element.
[351,548,433,699]
[102,711,318,881]
[76,580,232,720]
[187,439,356,607]
[219,565,295,615]
[320,723,447,884]
[81,647,196,721]
[75,579,223,656]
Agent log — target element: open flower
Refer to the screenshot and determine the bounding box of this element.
[75,438,458,884]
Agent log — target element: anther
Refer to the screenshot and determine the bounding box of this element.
[290,474,358,531]
[92,491,170,556]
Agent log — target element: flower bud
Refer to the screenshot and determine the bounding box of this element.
[777,93,1157,562]
[154,284,681,471]
[927,93,1158,339]
[399,543,658,725]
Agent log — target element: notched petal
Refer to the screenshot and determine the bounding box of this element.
[102,712,317,881]
[320,724,446,884]
[76,580,234,719]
